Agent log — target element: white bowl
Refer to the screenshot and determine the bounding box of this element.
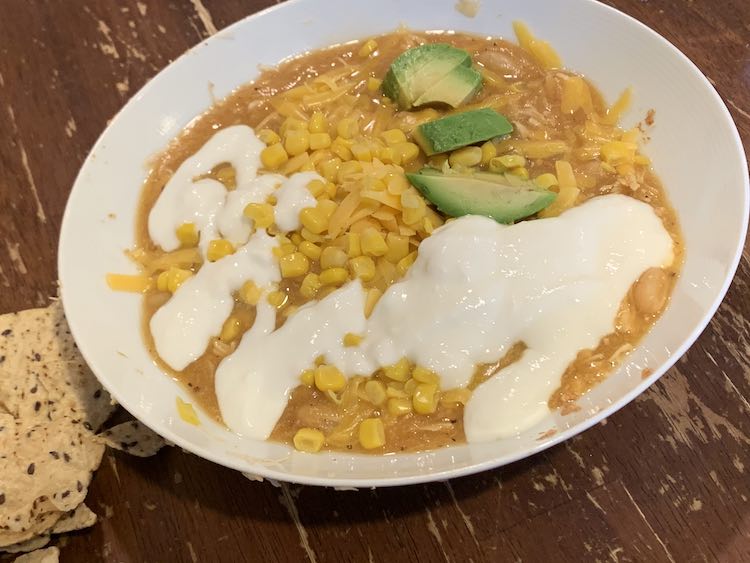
[58,0,748,486]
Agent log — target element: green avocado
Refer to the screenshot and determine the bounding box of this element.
[413,108,514,156]
[405,168,556,224]
[382,44,474,109]
[413,64,483,108]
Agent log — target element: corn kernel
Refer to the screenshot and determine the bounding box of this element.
[314,364,346,392]
[317,199,337,220]
[412,366,439,385]
[239,280,262,305]
[280,117,307,136]
[383,357,410,382]
[309,132,332,151]
[367,77,382,92]
[509,166,529,180]
[219,315,242,343]
[440,388,472,405]
[384,233,409,263]
[326,181,338,199]
[377,147,397,164]
[299,273,322,299]
[293,428,325,453]
[396,251,416,276]
[336,118,358,139]
[480,141,497,165]
[404,378,418,396]
[314,355,326,366]
[364,380,386,406]
[299,207,328,234]
[318,158,342,181]
[258,128,281,145]
[319,267,348,286]
[346,232,362,257]
[347,255,376,282]
[449,146,482,168]
[301,227,325,243]
[393,142,420,165]
[300,369,315,386]
[497,154,527,169]
[381,129,407,146]
[413,383,439,414]
[296,242,319,262]
[351,142,372,162]
[166,267,193,293]
[402,205,426,226]
[320,246,348,269]
[364,287,382,317]
[176,397,200,425]
[244,203,275,230]
[358,418,385,449]
[261,143,289,169]
[267,290,288,308]
[358,38,378,58]
[279,252,310,278]
[387,397,412,416]
[207,239,235,262]
[309,111,327,134]
[330,138,353,161]
[290,232,303,245]
[272,242,297,258]
[534,173,559,189]
[156,270,169,292]
[176,222,199,247]
[284,130,310,157]
[343,332,363,347]
[361,227,388,257]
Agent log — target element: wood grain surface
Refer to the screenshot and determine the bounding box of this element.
[0,0,748,561]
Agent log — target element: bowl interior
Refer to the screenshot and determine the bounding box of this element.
[59,0,748,486]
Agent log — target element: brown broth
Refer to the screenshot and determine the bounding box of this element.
[135,30,683,453]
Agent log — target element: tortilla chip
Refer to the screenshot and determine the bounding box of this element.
[0,301,115,430]
[49,504,96,534]
[96,420,166,457]
[0,414,104,547]
[1,534,50,555]
[13,546,60,563]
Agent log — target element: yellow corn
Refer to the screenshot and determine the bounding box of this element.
[239,280,262,305]
[497,154,526,168]
[207,239,235,262]
[336,118,358,139]
[258,128,281,145]
[273,242,297,258]
[412,366,439,385]
[299,273,322,299]
[387,397,412,416]
[384,233,409,263]
[165,267,192,293]
[176,223,199,247]
[404,378,418,396]
[413,383,439,414]
[348,255,376,282]
[301,227,325,243]
[318,158,342,182]
[309,132,332,151]
[244,203,275,229]
[343,332,363,347]
[320,246,348,269]
[299,207,328,234]
[396,251,417,277]
[298,241,322,261]
[383,357,410,382]
[393,142,420,165]
[449,146,482,168]
[284,130,310,157]
[300,369,315,386]
[381,129,407,145]
[319,267,348,286]
[293,428,325,453]
[290,232,303,245]
[361,227,388,257]
[364,287,381,317]
[346,232,362,257]
[386,384,407,399]
[314,364,346,392]
[480,141,497,165]
[440,388,472,405]
[279,252,310,278]
[267,290,288,309]
[107,273,152,293]
[351,142,373,162]
[509,166,529,180]
[402,205,426,226]
[317,199,337,220]
[358,38,378,57]
[364,380,386,406]
[600,141,637,166]
[219,315,242,343]
[309,111,327,134]
[367,77,382,92]
[358,418,385,449]
[261,143,289,169]
[378,147,397,164]
[534,173,559,189]
[280,117,307,136]
[176,397,200,426]
[330,137,353,161]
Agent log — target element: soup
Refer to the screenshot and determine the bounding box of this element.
[109,24,682,454]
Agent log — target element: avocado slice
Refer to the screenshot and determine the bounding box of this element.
[413,108,514,156]
[413,64,483,108]
[406,168,556,224]
[382,44,473,109]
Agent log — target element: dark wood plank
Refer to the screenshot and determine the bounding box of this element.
[0,0,748,562]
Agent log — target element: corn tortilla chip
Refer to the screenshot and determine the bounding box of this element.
[12,546,60,563]
[0,301,115,430]
[2,533,51,555]
[96,420,166,458]
[49,504,96,535]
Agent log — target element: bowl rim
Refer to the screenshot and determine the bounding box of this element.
[58,0,749,487]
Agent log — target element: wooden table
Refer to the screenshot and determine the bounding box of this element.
[1,1,748,561]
